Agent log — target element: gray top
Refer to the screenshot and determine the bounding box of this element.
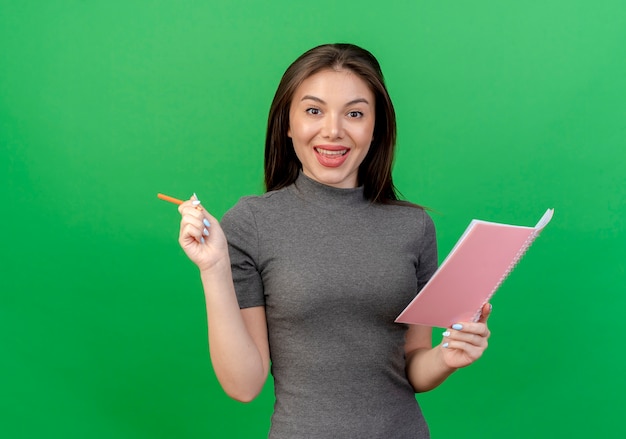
[221,172,438,438]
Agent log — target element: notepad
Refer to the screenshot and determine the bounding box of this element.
[396,208,554,328]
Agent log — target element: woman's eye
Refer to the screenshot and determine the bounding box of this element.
[306,108,321,115]
[348,111,363,118]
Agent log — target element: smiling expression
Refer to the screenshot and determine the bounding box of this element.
[288,69,376,189]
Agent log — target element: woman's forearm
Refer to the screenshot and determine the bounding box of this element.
[406,346,457,393]
[200,261,270,402]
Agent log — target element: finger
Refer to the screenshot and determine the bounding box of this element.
[179,195,218,224]
[442,328,487,348]
[180,216,211,243]
[180,222,205,245]
[446,321,490,338]
[442,326,489,347]
[477,303,493,324]
[192,193,204,211]
[179,199,210,222]
[201,211,218,228]
[180,205,206,223]
[441,338,487,360]
[182,209,214,233]
[178,193,203,213]
[179,207,203,232]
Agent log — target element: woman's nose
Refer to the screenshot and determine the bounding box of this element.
[321,113,343,139]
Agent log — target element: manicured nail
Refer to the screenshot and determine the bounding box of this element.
[442,331,450,337]
[200,237,205,244]
[203,228,209,236]
[192,200,201,206]
[452,324,463,331]
[442,342,449,348]
[203,218,211,228]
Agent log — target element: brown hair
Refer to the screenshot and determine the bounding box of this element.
[264,43,404,204]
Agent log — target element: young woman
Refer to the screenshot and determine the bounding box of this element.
[177,43,491,438]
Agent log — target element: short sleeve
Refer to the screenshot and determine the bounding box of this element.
[220,198,266,308]
[417,211,438,292]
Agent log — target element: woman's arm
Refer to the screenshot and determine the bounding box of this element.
[405,303,491,392]
[201,266,270,402]
[178,196,270,402]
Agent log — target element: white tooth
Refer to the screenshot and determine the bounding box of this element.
[316,148,346,156]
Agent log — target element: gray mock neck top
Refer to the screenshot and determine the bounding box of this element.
[221,172,438,438]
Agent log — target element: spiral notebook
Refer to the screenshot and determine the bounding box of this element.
[396,208,554,328]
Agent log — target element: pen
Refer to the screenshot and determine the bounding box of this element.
[158,193,203,211]
[157,193,184,205]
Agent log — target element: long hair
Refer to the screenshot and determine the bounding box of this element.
[264,43,403,204]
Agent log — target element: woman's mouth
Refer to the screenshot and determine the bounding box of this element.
[313,146,350,167]
[315,147,348,156]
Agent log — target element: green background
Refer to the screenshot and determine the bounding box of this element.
[2,0,624,437]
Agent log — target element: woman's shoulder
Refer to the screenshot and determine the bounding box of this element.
[222,186,293,224]
[375,201,436,235]
[379,200,431,218]
[236,185,293,208]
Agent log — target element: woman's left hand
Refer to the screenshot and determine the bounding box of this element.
[440,303,492,369]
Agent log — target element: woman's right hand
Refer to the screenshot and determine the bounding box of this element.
[178,194,229,272]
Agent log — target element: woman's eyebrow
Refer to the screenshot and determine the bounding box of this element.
[300,95,371,106]
[301,95,325,104]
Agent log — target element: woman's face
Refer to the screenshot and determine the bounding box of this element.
[288,69,375,189]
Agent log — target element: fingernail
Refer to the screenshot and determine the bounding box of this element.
[192,200,201,206]
[203,228,209,236]
[203,218,211,228]
[442,342,449,348]
[193,192,198,199]
[442,331,450,337]
[200,237,205,244]
[452,324,463,331]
